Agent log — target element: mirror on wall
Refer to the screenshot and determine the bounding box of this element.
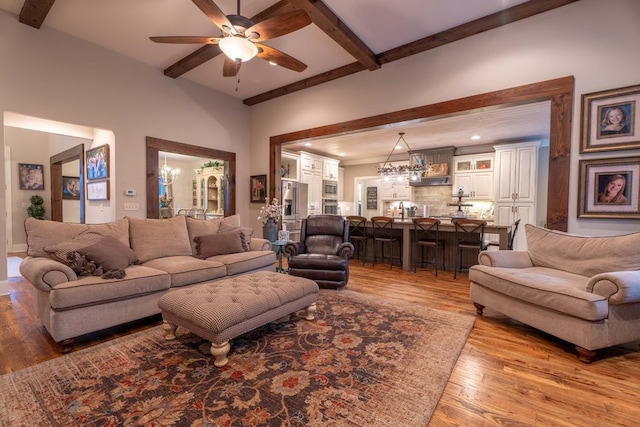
[157,152,226,220]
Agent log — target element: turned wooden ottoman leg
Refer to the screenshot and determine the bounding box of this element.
[210,341,231,367]
[304,303,317,320]
[473,302,485,315]
[163,321,178,340]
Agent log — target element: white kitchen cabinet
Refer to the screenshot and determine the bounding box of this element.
[494,142,539,203]
[322,159,339,180]
[493,202,535,250]
[301,153,322,172]
[337,166,344,201]
[301,169,322,214]
[381,179,411,200]
[452,153,494,199]
[453,153,494,173]
[453,171,494,199]
[281,152,300,181]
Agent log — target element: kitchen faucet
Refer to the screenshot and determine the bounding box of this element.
[399,201,404,221]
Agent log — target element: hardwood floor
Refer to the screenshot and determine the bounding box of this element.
[2,260,640,426]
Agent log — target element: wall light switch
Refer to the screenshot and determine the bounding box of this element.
[124,203,139,211]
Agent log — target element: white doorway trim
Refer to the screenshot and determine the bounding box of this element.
[4,146,12,252]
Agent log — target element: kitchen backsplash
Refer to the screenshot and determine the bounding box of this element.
[411,185,455,217]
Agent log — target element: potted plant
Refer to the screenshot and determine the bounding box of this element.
[27,194,45,219]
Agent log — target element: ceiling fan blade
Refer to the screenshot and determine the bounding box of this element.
[246,10,311,42]
[223,57,241,77]
[150,36,221,44]
[255,44,307,72]
[191,0,233,32]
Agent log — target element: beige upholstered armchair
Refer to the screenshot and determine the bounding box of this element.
[285,215,354,289]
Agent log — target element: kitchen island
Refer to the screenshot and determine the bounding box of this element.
[362,218,511,272]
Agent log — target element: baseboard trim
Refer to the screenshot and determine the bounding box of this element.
[0,280,9,296]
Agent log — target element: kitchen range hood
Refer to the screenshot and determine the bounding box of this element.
[409,175,452,186]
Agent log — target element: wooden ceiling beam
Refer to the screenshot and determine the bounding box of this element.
[244,0,579,105]
[287,0,380,71]
[19,0,56,29]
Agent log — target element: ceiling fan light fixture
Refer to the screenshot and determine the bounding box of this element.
[219,36,258,62]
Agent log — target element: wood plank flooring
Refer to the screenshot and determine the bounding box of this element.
[2,259,640,426]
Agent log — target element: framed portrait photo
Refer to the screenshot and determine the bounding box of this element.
[578,156,640,219]
[581,84,640,153]
[62,176,80,200]
[18,163,45,190]
[86,145,109,180]
[250,174,267,203]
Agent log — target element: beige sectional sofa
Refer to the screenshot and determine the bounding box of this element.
[19,214,276,350]
[469,225,640,362]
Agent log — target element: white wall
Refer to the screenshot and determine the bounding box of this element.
[249,0,640,236]
[0,9,253,288]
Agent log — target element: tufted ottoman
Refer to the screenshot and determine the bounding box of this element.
[158,271,318,367]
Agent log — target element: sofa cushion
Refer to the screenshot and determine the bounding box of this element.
[194,230,247,258]
[25,218,88,257]
[128,216,192,263]
[205,250,276,276]
[470,265,609,321]
[219,222,253,245]
[141,256,227,287]
[48,265,171,310]
[77,236,138,272]
[79,218,130,247]
[525,225,640,277]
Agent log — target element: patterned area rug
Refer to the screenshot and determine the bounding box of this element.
[0,290,475,426]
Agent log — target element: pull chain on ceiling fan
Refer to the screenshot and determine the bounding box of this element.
[150,0,311,80]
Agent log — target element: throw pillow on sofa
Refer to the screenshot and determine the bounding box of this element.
[43,234,104,266]
[77,236,138,272]
[194,230,248,258]
[219,221,253,247]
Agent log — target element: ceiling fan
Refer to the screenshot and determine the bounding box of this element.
[150,0,312,77]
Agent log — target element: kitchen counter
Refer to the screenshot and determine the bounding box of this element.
[363,218,511,272]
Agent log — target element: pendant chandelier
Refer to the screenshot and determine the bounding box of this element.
[378,132,428,182]
[160,155,180,186]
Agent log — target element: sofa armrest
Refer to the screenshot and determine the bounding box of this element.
[19,256,78,292]
[337,242,355,258]
[477,250,534,268]
[586,271,640,304]
[249,238,271,251]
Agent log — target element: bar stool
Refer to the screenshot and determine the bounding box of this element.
[370,216,401,269]
[486,219,521,250]
[347,216,371,265]
[412,218,445,276]
[452,218,487,279]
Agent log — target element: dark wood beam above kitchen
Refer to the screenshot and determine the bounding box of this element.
[19,0,55,29]
[244,0,579,105]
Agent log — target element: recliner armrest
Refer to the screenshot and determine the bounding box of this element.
[285,242,305,257]
[337,242,355,258]
[586,271,640,304]
[477,250,534,268]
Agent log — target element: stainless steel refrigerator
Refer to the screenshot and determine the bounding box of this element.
[282,181,308,242]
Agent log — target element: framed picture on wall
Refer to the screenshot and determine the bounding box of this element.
[581,84,640,153]
[578,156,640,219]
[62,176,80,200]
[250,174,267,203]
[18,163,44,190]
[87,180,110,201]
[86,145,109,180]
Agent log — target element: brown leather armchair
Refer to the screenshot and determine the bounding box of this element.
[284,215,355,289]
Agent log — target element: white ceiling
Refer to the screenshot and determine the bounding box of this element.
[0,0,531,100]
[1,0,554,162]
